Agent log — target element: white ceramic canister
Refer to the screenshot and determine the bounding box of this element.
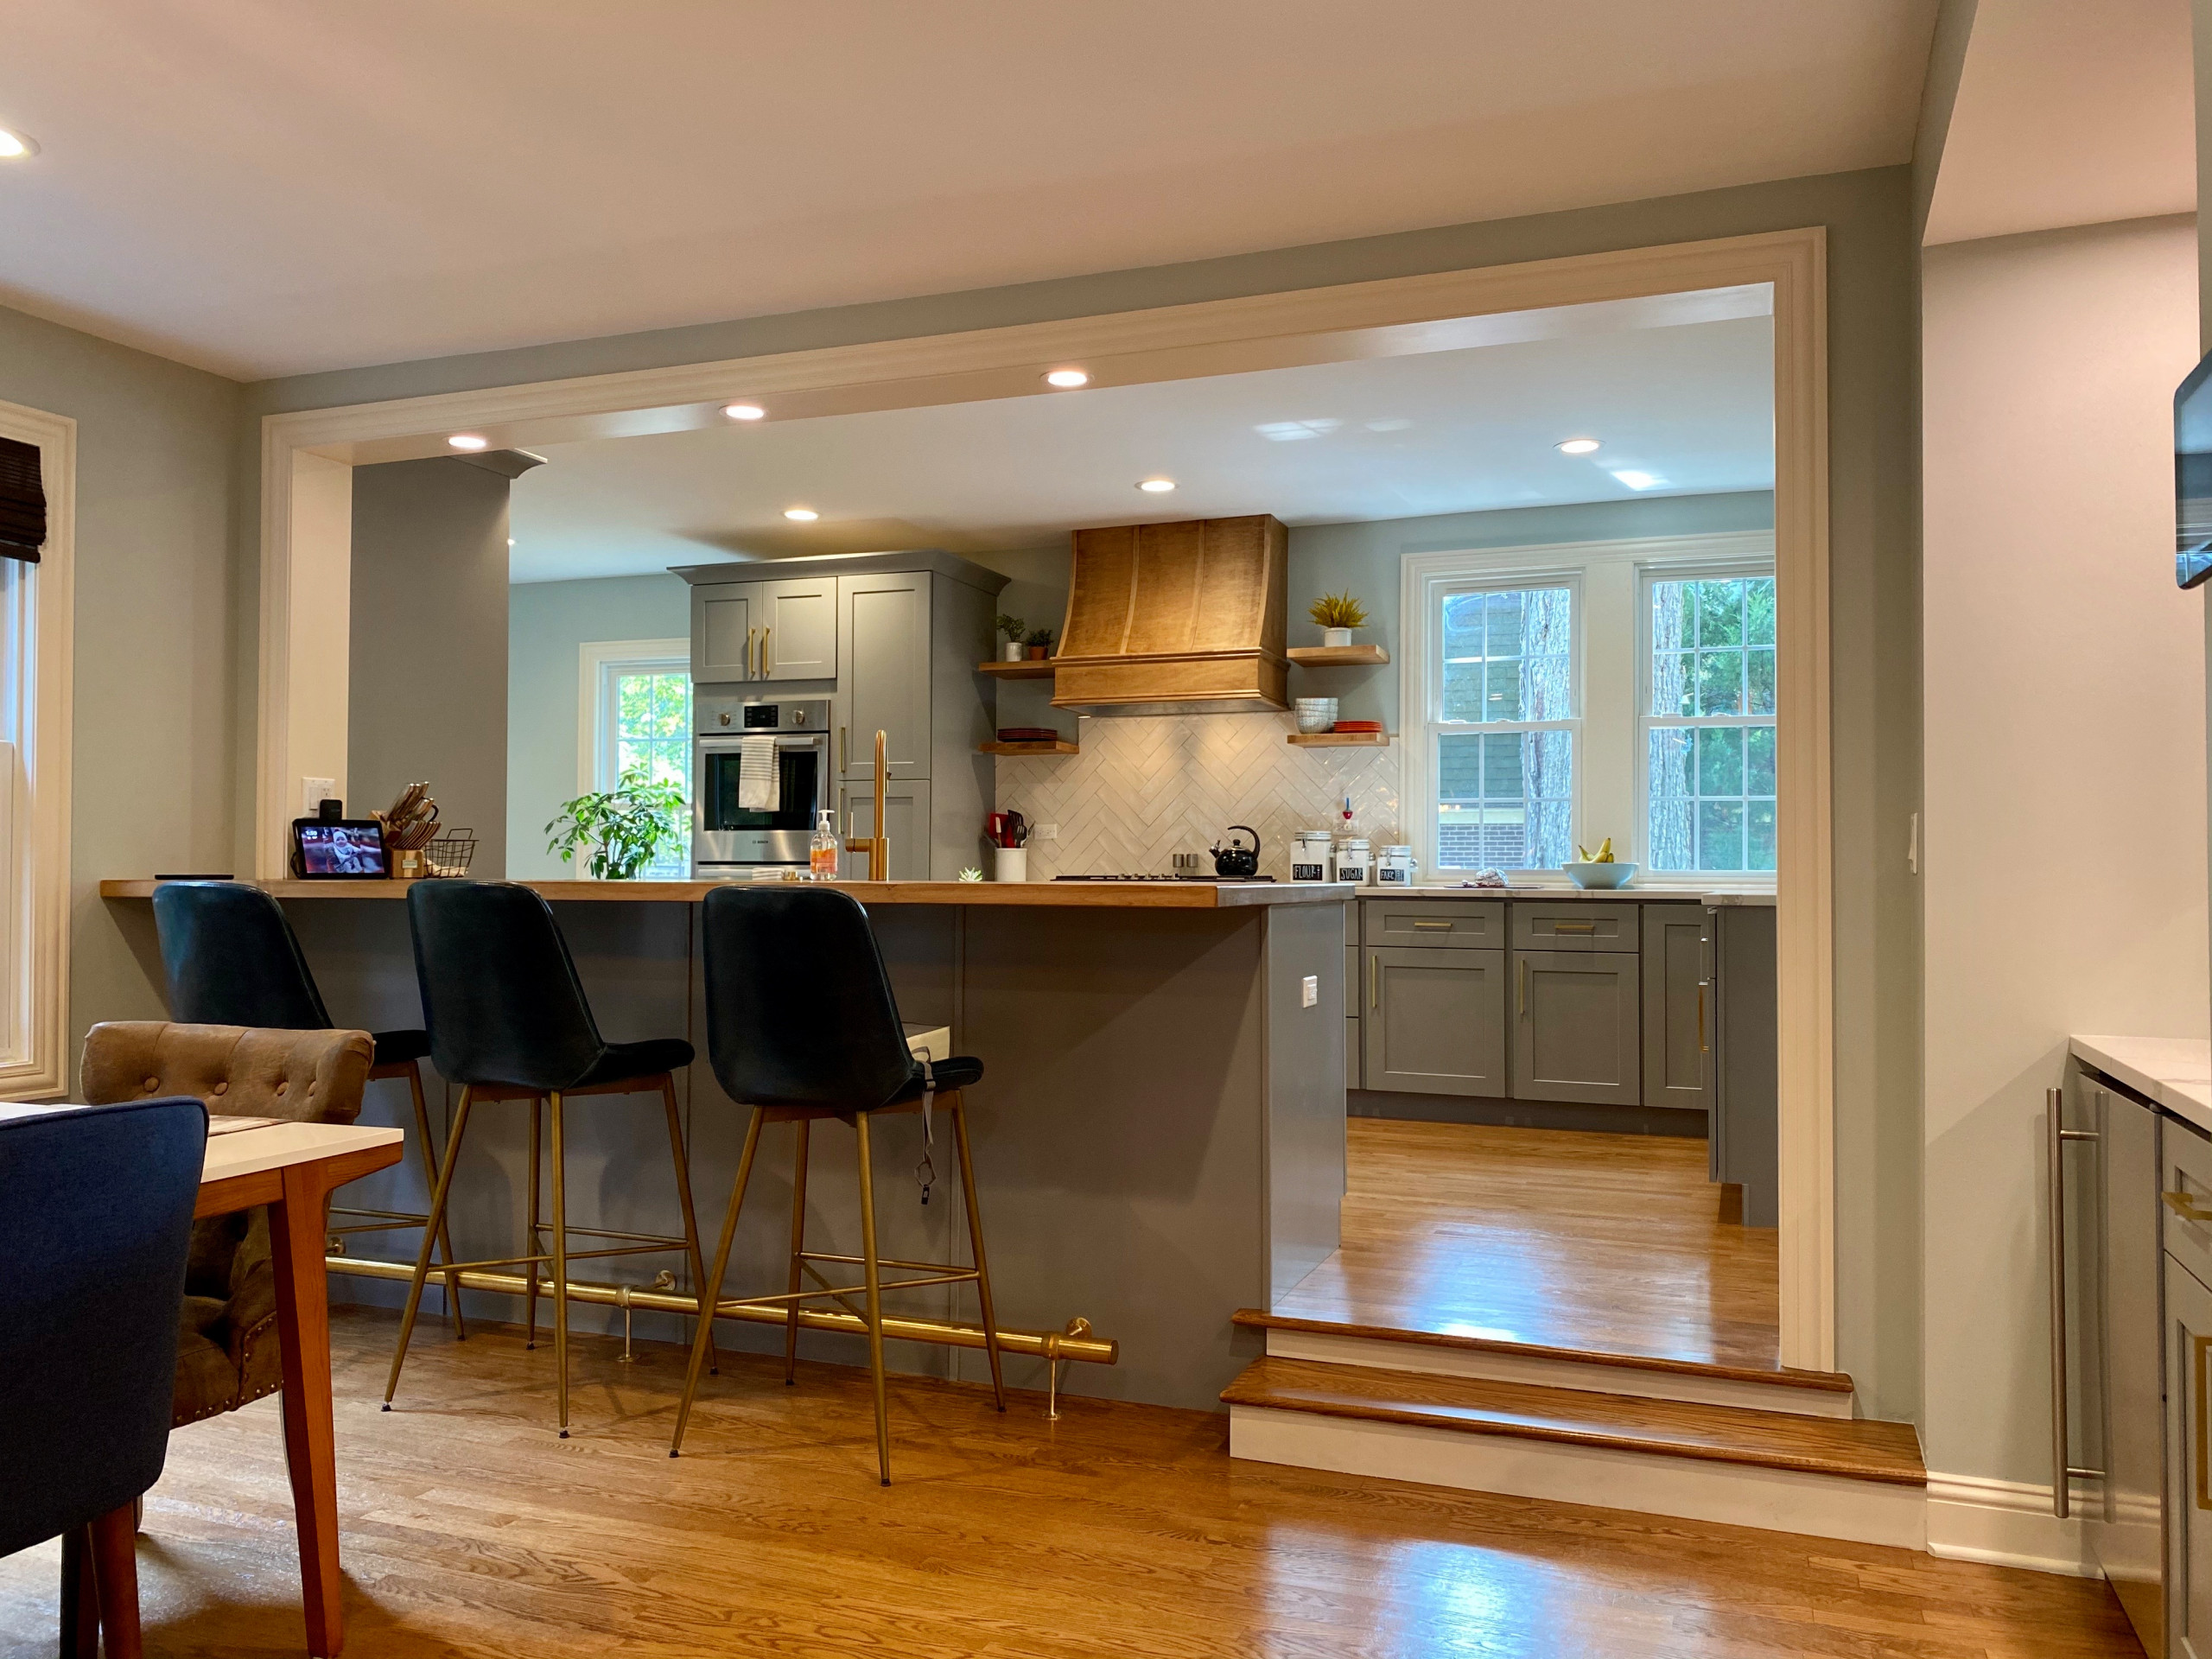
[1290,830,1332,883]
[1376,844,1415,886]
[1334,836,1371,884]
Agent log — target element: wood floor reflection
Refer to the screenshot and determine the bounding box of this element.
[1275,1120,1784,1370]
[0,1308,2133,1657]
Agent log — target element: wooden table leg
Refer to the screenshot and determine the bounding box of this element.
[270,1162,345,1657]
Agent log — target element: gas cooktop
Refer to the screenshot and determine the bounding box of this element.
[1052,874,1277,883]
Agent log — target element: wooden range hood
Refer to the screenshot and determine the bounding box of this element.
[1050,514,1288,715]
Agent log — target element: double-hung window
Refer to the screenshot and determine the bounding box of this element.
[581,639,692,880]
[1429,583,1577,873]
[1642,573,1777,873]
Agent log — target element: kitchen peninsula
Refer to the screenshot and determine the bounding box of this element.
[101,876,1351,1411]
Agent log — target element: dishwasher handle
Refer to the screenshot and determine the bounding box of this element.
[2047,1085,2105,1518]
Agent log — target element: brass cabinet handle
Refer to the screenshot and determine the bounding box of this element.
[1518,957,1528,1017]
[745,626,758,679]
[1412,919,1452,931]
[839,726,847,774]
[2197,1332,2212,1511]
[1369,954,1378,1009]
[763,626,772,677]
[1553,920,1596,934]
[2166,1189,2212,1224]
[1697,982,1707,1053]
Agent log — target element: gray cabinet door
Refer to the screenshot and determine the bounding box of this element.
[691,582,758,683]
[838,573,931,779]
[838,778,931,881]
[2170,1254,2212,1659]
[1640,905,1708,1113]
[1510,950,1641,1105]
[1361,945,1506,1096]
[759,574,838,681]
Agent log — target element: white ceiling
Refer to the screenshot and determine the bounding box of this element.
[1924,0,2196,245]
[1,2,1934,379]
[507,296,1775,583]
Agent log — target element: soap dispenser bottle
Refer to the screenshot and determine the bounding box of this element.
[810,809,840,879]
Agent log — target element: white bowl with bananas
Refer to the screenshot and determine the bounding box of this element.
[1562,839,1637,889]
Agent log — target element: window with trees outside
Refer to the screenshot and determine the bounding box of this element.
[1407,535,1776,882]
[591,649,692,880]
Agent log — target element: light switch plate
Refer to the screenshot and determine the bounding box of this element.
[302,777,335,816]
[1301,975,1319,1007]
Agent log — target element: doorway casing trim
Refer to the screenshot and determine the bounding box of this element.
[254,226,1835,1370]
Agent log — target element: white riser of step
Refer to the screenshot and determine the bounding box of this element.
[1264,1327,1855,1420]
[1230,1404,1926,1551]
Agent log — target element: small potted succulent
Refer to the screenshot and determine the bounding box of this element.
[545,766,689,880]
[995,613,1027,663]
[1309,591,1369,649]
[1024,626,1055,661]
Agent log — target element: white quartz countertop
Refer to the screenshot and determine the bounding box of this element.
[1342,884,1776,906]
[2070,1034,2212,1129]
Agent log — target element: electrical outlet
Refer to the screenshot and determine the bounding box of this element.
[302,777,336,816]
[1036,823,1059,842]
[1301,975,1319,1008]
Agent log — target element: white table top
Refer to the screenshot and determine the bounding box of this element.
[2070,1035,2212,1131]
[0,1102,404,1185]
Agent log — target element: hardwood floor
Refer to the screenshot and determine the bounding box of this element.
[0,1308,2139,1658]
[1274,1120,1783,1371]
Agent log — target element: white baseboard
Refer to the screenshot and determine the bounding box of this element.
[1230,1403,1927,1550]
[1262,1327,1855,1418]
[1924,1472,2101,1577]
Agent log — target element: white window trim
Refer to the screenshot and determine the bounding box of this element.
[575,638,691,794]
[1400,529,1776,887]
[0,397,74,1099]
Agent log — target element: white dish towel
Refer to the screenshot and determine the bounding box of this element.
[737,735,780,812]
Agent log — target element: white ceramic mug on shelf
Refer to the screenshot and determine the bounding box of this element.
[1002,641,1026,662]
[994,847,1028,882]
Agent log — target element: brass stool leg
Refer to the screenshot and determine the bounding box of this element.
[550,1091,571,1438]
[671,1108,765,1456]
[949,1094,1006,1411]
[784,1119,811,1385]
[404,1061,465,1339]
[658,1076,716,1376]
[385,1087,475,1408]
[854,1112,892,1486]
[525,1096,543,1350]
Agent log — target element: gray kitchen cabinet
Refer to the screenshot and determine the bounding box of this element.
[690,581,758,683]
[1707,904,1778,1224]
[1510,949,1641,1106]
[758,574,838,681]
[1641,905,1709,1113]
[1361,945,1507,1096]
[1363,899,1504,950]
[838,778,931,882]
[838,571,931,779]
[2171,1248,2212,1659]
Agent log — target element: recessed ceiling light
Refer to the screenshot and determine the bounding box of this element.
[1045,369,1090,388]
[447,434,488,451]
[723,403,766,421]
[0,128,37,159]
[1137,478,1176,493]
[507,538,517,547]
[784,506,819,521]
[1556,437,1601,455]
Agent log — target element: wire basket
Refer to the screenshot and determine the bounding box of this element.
[423,829,477,878]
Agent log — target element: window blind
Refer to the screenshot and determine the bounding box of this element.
[0,436,44,563]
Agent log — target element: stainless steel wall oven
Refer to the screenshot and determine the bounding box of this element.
[692,695,832,876]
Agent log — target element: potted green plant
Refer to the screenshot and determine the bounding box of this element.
[1309,591,1369,649]
[545,767,689,880]
[1024,626,1055,661]
[995,613,1027,663]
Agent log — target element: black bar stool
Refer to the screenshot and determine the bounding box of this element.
[387,880,713,1437]
[150,880,465,1331]
[669,885,1004,1484]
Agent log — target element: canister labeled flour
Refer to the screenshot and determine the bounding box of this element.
[1291,829,1332,883]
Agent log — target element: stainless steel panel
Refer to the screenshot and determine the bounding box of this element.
[1360,899,1504,950]
[1510,900,1638,952]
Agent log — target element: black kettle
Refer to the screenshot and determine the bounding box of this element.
[1210,825,1262,880]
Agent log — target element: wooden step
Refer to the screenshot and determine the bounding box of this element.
[1224,1357,1926,1549]
[1233,1307,1857,1418]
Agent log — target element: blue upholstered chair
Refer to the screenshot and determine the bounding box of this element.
[0,1098,207,1659]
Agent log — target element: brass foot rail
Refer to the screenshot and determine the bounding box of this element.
[326,1254,1117,1367]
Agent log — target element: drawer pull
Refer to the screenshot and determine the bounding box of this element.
[1552,920,1597,934]
[1411,920,1453,931]
[2165,1189,2212,1224]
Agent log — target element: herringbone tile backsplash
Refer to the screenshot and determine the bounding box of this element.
[994,714,1403,880]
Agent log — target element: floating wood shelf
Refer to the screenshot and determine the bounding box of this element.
[1287,731,1390,748]
[980,740,1079,755]
[1287,645,1390,667]
[978,659,1057,678]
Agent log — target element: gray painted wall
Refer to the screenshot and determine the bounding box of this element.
[349,458,512,874]
[0,302,242,1086]
[506,572,690,879]
[227,163,1922,1420]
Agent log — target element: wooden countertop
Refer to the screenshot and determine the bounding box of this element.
[99,877,1356,910]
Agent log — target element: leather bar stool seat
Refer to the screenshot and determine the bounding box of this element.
[149,880,465,1333]
[385,880,713,1438]
[669,885,1006,1484]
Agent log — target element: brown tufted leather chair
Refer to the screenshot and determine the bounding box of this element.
[79,1021,373,1427]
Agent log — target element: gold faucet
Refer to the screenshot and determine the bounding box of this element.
[843,728,891,880]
